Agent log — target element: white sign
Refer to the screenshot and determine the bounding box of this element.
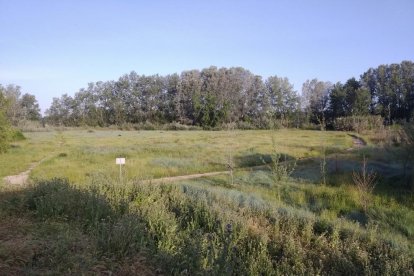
[116,158,126,165]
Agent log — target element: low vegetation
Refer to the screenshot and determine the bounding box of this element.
[0,129,352,182]
[1,128,413,274]
[1,173,413,275]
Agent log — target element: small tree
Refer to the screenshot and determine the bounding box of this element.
[266,136,297,183]
[353,156,377,213]
[264,136,297,202]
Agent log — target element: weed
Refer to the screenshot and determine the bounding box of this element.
[264,136,297,185]
[353,156,377,213]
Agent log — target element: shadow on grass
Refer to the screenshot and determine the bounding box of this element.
[348,134,367,146]
[1,175,412,275]
[290,149,413,209]
[0,180,156,275]
[235,152,296,168]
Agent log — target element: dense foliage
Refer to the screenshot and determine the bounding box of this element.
[1,61,413,129]
[0,85,32,152]
[44,67,300,128]
[41,61,414,129]
[0,90,11,153]
[361,61,414,123]
[0,84,41,126]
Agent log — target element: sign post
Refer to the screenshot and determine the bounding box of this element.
[116,157,126,182]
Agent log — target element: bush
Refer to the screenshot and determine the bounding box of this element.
[333,116,383,132]
[17,119,47,132]
[162,122,193,130]
[133,121,158,130]
[10,129,25,141]
[236,121,256,130]
[0,112,13,153]
[0,117,25,153]
[25,179,117,228]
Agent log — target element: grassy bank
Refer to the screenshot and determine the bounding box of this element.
[1,177,412,275]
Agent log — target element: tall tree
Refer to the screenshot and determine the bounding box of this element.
[2,84,22,125]
[162,74,179,122]
[244,75,268,127]
[198,67,222,127]
[328,82,347,120]
[361,61,414,122]
[45,94,77,126]
[301,79,332,124]
[20,93,41,121]
[177,70,202,125]
[265,76,298,126]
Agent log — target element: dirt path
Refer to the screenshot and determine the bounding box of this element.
[3,133,64,186]
[347,134,367,150]
[146,133,368,184]
[3,160,44,185]
[145,170,230,184]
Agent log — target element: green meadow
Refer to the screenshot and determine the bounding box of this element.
[1,129,352,182]
[0,129,413,275]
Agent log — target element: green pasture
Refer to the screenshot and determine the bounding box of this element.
[1,129,353,183]
[1,129,413,274]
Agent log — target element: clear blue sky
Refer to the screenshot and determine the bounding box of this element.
[1,0,413,113]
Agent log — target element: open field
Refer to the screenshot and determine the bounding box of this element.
[1,129,413,274]
[1,129,354,183]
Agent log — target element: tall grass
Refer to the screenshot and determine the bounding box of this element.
[4,177,411,275]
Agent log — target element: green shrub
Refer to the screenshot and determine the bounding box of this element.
[10,129,25,141]
[0,112,12,153]
[162,121,192,130]
[25,179,116,228]
[236,121,256,130]
[17,119,47,132]
[94,215,147,258]
[333,115,383,132]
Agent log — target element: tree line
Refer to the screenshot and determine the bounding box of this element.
[1,61,413,130]
[45,67,300,129]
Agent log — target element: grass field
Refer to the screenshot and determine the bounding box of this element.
[0,129,353,182]
[0,129,413,275]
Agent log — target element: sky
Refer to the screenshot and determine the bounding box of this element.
[1,0,413,113]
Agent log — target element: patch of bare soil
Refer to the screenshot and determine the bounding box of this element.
[3,163,38,185]
[347,134,367,151]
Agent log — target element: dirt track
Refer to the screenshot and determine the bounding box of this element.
[145,170,230,184]
[2,160,45,185]
[3,163,37,185]
[144,134,368,184]
[348,134,367,150]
